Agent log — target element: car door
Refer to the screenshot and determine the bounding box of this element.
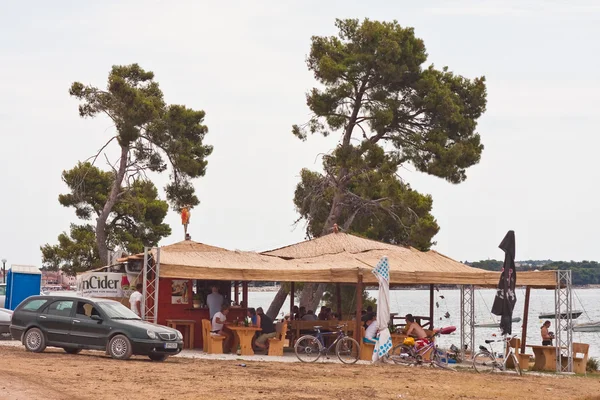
[70,301,111,349]
[39,300,75,345]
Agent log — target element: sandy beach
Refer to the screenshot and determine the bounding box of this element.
[1,346,599,400]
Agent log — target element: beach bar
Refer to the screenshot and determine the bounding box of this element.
[102,231,573,372]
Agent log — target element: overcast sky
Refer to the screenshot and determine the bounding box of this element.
[1,0,599,268]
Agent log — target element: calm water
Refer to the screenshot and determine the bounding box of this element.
[244,288,600,359]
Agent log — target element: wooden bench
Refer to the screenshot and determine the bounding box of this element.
[201,319,225,354]
[360,327,375,361]
[569,343,589,374]
[268,322,288,356]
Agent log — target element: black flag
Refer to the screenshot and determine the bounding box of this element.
[491,230,517,335]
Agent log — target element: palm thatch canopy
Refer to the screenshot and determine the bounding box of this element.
[261,232,557,287]
[119,233,557,288]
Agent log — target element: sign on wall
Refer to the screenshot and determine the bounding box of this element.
[77,273,131,298]
[171,279,189,304]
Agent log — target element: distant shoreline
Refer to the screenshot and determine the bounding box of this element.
[248,284,600,292]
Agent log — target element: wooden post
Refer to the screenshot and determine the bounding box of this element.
[429,284,435,330]
[242,281,248,307]
[336,283,342,318]
[290,282,295,319]
[354,273,363,343]
[234,281,239,304]
[521,286,531,353]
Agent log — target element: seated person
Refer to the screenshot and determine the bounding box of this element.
[301,310,318,321]
[212,304,232,352]
[247,307,260,326]
[255,307,277,352]
[297,306,306,320]
[361,306,374,327]
[363,312,378,344]
[318,306,328,321]
[404,314,427,339]
[292,305,300,320]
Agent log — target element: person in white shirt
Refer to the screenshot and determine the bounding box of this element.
[211,304,232,352]
[206,286,224,319]
[363,313,378,344]
[129,283,143,317]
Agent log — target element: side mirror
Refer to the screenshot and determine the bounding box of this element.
[91,315,103,322]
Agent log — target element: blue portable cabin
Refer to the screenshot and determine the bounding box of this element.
[5,265,42,310]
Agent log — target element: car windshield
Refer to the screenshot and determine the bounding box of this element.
[97,301,141,320]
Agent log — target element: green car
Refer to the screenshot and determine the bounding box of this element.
[9,295,183,361]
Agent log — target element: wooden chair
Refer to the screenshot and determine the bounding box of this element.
[505,337,520,369]
[201,319,225,354]
[268,322,288,356]
[360,327,375,361]
[572,342,589,374]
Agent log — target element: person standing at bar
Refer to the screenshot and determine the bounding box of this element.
[207,286,224,319]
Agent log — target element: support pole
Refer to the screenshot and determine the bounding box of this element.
[242,281,248,308]
[336,283,342,318]
[290,282,295,319]
[354,274,363,343]
[520,286,531,353]
[234,281,239,305]
[429,284,435,330]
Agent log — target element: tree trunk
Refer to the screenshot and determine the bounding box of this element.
[96,145,129,266]
[266,285,289,320]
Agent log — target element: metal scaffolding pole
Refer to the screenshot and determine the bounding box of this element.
[460,285,475,361]
[142,247,161,324]
[555,270,573,373]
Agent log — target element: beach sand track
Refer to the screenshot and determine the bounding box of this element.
[0,346,599,400]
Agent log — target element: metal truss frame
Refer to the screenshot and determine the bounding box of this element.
[555,270,573,373]
[460,284,475,361]
[142,247,161,324]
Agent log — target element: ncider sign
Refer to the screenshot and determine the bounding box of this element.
[77,273,124,297]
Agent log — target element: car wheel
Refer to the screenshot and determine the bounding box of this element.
[108,334,133,360]
[64,348,82,355]
[24,328,46,353]
[148,354,168,362]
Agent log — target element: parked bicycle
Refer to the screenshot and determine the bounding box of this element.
[389,326,456,370]
[294,324,360,364]
[472,335,522,375]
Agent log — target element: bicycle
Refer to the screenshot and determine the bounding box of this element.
[472,335,522,375]
[294,324,360,364]
[389,326,456,371]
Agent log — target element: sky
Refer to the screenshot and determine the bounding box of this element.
[1,0,599,268]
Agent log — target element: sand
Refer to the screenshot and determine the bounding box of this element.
[0,346,599,400]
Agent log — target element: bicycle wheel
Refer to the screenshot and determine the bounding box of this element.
[294,335,323,363]
[473,351,497,373]
[336,337,360,364]
[432,349,454,371]
[389,344,418,366]
[511,353,523,376]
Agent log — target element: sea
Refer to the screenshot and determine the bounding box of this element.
[244,287,600,359]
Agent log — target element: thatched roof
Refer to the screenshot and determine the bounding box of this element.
[262,233,557,287]
[140,234,557,287]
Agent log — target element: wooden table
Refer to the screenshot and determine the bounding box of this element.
[166,319,195,349]
[228,325,262,356]
[527,345,557,371]
[391,333,408,348]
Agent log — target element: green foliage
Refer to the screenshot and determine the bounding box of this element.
[69,64,212,211]
[468,259,600,286]
[41,162,171,275]
[587,357,599,372]
[294,143,439,250]
[321,284,376,319]
[41,225,100,276]
[294,18,487,183]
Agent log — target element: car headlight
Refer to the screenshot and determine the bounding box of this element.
[176,330,183,340]
[147,330,157,339]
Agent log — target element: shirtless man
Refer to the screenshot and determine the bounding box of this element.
[404,314,427,339]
